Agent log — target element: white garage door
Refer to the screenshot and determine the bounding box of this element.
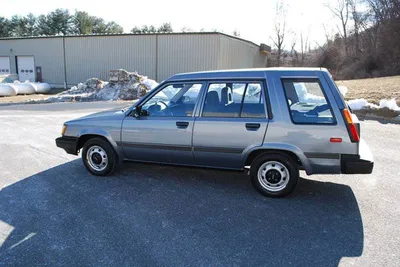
[17,56,35,82]
[0,57,10,74]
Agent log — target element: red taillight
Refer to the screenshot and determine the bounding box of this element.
[330,137,342,143]
[342,109,360,142]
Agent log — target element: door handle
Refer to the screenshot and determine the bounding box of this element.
[245,123,261,130]
[176,121,189,128]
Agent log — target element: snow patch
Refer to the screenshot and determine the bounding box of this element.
[379,99,400,111]
[338,85,348,96]
[141,77,159,90]
[294,83,326,103]
[348,99,378,110]
[348,98,400,111]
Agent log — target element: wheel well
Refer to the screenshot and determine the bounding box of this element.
[245,149,303,169]
[77,134,120,162]
[77,134,109,151]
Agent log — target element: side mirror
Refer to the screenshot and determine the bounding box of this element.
[131,106,141,118]
[131,106,149,117]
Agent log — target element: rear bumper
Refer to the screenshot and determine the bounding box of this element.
[341,139,374,174]
[341,155,374,174]
[56,136,78,155]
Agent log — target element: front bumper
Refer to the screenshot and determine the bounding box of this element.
[341,139,374,174]
[56,136,78,155]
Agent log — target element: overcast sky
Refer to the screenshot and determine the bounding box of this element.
[1,0,339,48]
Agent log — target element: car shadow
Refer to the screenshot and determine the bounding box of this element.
[0,160,363,266]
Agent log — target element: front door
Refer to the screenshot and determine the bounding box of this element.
[193,81,269,169]
[17,56,35,82]
[121,83,203,165]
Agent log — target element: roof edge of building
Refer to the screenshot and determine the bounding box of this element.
[0,31,263,48]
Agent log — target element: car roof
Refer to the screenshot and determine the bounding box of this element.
[166,67,328,82]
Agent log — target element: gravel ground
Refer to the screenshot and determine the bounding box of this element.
[0,88,66,104]
[0,102,399,266]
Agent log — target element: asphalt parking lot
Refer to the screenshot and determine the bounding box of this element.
[0,102,399,266]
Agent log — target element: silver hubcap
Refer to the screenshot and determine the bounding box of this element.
[87,145,108,171]
[257,161,290,192]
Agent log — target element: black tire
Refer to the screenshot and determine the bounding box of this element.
[250,153,299,198]
[81,137,116,176]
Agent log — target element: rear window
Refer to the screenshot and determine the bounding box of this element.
[282,79,335,124]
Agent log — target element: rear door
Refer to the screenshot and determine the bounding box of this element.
[192,81,269,169]
[279,75,352,174]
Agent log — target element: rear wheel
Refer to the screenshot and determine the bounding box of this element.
[250,153,299,197]
[81,138,116,176]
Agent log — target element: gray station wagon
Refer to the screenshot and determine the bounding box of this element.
[56,68,373,197]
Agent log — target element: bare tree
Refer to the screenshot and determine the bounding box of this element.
[349,0,362,55]
[289,31,298,66]
[300,32,309,66]
[290,32,297,55]
[326,0,350,56]
[315,24,332,51]
[233,29,240,37]
[270,2,287,66]
[180,27,193,32]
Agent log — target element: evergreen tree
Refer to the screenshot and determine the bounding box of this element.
[73,11,93,34]
[47,9,72,35]
[0,17,12,37]
[10,15,29,37]
[157,23,173,33]
[26,13,38,36]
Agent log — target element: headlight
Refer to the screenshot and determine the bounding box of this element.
[61,125,67,135]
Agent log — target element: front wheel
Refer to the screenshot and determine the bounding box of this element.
[82,138,116,176]
[250,153,299,197]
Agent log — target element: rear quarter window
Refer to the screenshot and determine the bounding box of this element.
[282,79,336,125]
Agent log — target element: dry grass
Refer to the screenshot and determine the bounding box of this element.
[336,75,400,105]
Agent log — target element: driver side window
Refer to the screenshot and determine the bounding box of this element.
[141,83,202,117]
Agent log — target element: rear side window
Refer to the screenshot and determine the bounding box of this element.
[282,79,335,124]
[202,82,266,118]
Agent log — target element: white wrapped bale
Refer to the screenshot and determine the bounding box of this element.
[0,84,18,96]
[14,83,36,95]
[31,83,51,94]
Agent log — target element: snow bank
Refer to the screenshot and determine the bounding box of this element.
[293,82,399,114]
[142,77,159,90]
[45,70,158,103]
[379,99,400,111]
[348,99,379,110]
[348,98,400,111]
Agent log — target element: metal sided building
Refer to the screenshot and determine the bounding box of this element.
[0,32,270,87]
